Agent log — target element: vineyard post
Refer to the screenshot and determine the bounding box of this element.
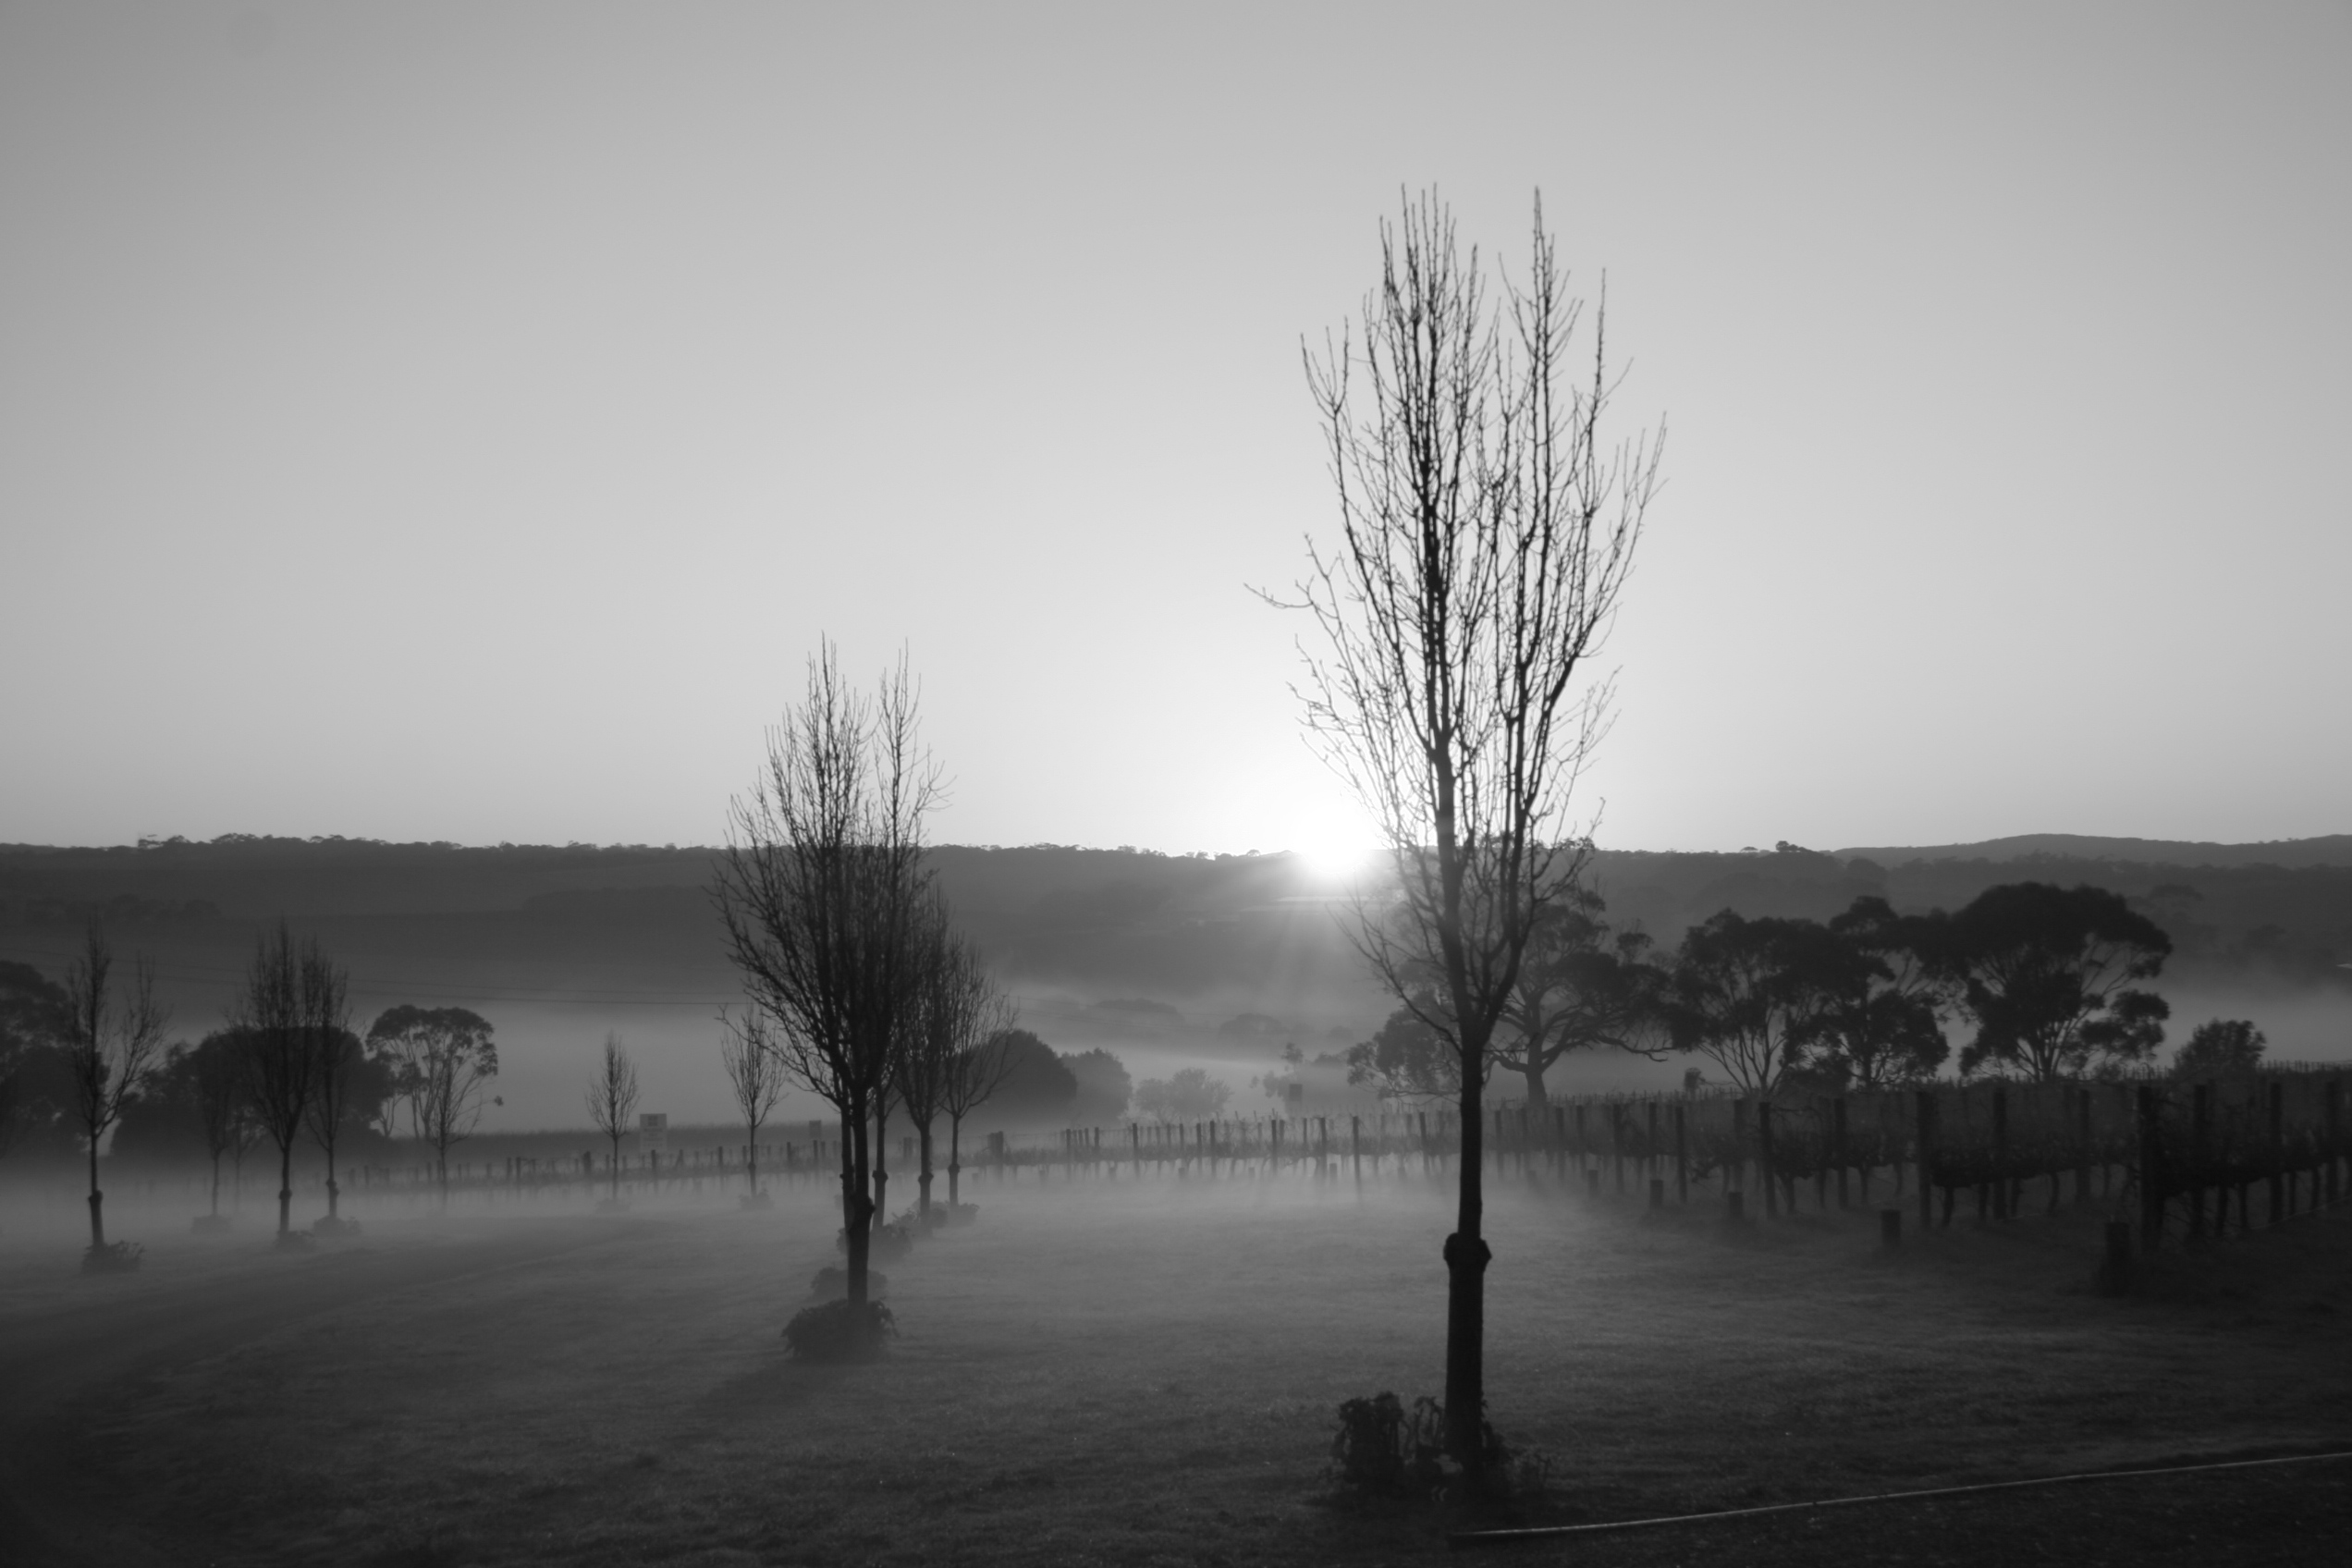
[1131,1121,1140,1175]
[1672,1101,1688,1205]
[1833,1096,1850,1210]
[2075,1085,2093,1206]
[2137,1085,2164,1253]
[1611,1103,1626,1195]
[2189,1084,2211,1239]
[2267,1081,2285,1226]
[1757,1101,1779,1219]
[2329,1077,2344,1204]
[1319,1115,1330,1175]
[1991,1086,2010,1222]
[1915,1090,1936,1232]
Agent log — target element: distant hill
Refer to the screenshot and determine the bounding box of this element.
[1832,833,2352,870]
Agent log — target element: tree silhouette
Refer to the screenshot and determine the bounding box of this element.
[2174,1018,2266,1077]
[1492,888,1667,1104]
[1284,190,1660,1484]
[584,1032,639,1206]
[1944,883,2171,1080]
[1801,896,1954,1087]
[368,1006,500,1198]
[63,926,168,1251]
[1664,912,1847,1095]
[717,1009,787,1199]
[715,642,937,1306]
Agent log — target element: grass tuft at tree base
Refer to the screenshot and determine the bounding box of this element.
[80,1240,143,1275]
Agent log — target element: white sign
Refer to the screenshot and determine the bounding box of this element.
[638,1112,668,1153]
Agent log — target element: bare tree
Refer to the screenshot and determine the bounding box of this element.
[896,896,1013,1219]
[937,1023,1017,1212]
[716,642,938,1307]
[299,945,358,1229]
[63,926,169,1252]
[234,923,320,1240]
[190,1030,253,1222]
[717,1009,788,1199]
[584,1031,639,1207]
[1284,190,1660,1483]
[367,1006,500,1198]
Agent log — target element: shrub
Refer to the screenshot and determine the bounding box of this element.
[781,1298,896,1362]
[1330,1393,1531,1504]
[80,1241,143,1275]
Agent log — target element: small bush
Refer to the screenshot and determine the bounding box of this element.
[781,1298,896,1361]
[80,1241,143,1275]
[1330,1393,1531,1504]
[809,1265,889,1301]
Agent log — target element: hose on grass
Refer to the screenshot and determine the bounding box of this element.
[1448,1447,2352,1550]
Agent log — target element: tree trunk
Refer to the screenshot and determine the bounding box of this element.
[276,1140,294,1236]
[746,1121,760,1195]
[323,1132,340,1220]
[917,1117,935,1217]
[948,1115,962,1207]
[1522,1060,1549,1108]
[87,1134,105,1249]
[874,1101,890,1226]
[608,1133,621,1202]
[1444,1048,1489,1486]
[209,1152,223,1217]
[845,1108,875,1304]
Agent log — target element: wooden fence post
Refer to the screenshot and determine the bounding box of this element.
[1673,1101,1689,1205]
[2138,1085,2164,1253]
[1833,1096,1850,1210]
[1915,1090,1936,1232]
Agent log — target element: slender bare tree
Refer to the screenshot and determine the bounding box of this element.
[715,642,938,1306]
[190,1030,252,1222]
[717,1008,788,1199]
[63,926,169,1252]
[234,922,313,1239]
[913,911,1016,1214]
[367,1006,499,1199]
[299,944,358,1229]
[1284,190,1660,1484]
[584,1032,639,1207]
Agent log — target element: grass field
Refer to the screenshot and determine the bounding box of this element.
[3,1161,2348,1566]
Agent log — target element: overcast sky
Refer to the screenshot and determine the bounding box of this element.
[4,2,2346,858]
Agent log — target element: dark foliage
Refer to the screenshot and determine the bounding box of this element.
[781,1297,896,1361]
[1060,1047,1132,1122]
[2173,1018,2267,1077]
[1329,1392,1529,1503]
[986,1030,1079,1119]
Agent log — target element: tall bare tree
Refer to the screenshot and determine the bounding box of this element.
[584,1032,639,1206]
[63,926,169,1251]
[1285,190,1660,1483]
[717,1008,788,1199]
[299,945,358,1228]
[716,642,938,1306]
[367,1006,500,1198]
[234,923,321,1239]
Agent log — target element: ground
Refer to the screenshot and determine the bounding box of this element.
[1,1158,2346,1566]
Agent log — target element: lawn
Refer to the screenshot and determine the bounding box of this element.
[4,1159,2348,1566]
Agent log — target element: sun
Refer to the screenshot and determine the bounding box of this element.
[1291,815,1385,885]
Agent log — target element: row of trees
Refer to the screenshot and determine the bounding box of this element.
[1347,879,2180,1103]
[0,926,499,1248]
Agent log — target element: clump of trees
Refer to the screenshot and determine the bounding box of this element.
[1134,1066,1231,1122]
[369,1006,501,1200]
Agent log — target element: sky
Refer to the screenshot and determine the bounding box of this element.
[4,1,2346,860]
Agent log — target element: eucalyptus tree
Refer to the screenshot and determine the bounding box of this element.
[1492,887,1668,1105]
[1664,911,1851,1095]
[368,1006,500,1198]
[715,643,938,1306]
[1282,190,1660,1484]
[1943,882,2171,1080]
[63,926,169,1251]
[190,1030,259,1220]
[1807,896,1953,1087]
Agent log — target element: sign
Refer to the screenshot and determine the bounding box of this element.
[638,1112,668,1153]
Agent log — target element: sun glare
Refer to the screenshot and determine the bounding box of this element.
[1292,818,1384,885]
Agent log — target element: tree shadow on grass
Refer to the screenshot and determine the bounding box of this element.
[694,1356,852,1419]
